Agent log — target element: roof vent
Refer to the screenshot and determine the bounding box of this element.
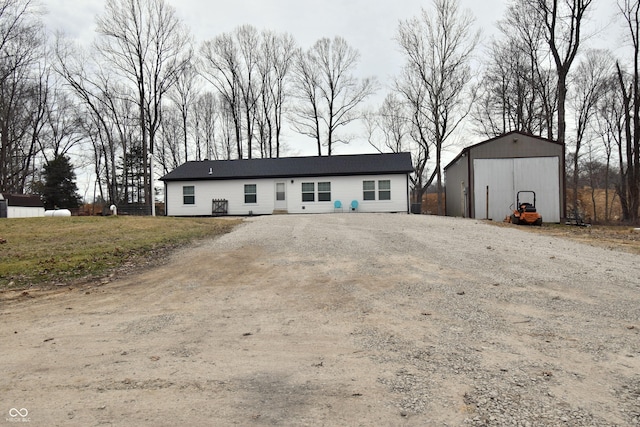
[208,167,213,175]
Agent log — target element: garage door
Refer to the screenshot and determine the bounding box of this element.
[473,157,560,223]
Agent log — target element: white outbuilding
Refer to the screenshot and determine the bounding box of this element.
[0,193,45,218]
[444,131,565,223]
[160,153,414,216]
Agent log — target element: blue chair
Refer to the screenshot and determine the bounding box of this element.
[334,200,343,212]
[350,200,359,212]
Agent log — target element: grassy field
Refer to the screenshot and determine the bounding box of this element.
[0,216,242,289]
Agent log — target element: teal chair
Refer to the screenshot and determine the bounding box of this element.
[334,200,343,212]
[350,200,358,212]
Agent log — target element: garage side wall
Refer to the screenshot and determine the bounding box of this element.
[445,156,469,217]
[7,206,45,218]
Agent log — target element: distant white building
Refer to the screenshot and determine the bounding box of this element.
[160,153,414,216]
[0,193,45,218]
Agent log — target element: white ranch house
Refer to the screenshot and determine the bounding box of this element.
[160,153,413,216]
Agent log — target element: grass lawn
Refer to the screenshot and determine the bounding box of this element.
[0,216,242,289]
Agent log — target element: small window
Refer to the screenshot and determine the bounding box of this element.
[363,180,375,201]
[302,182,315,202]
[183,185,195,205]
[276,183,285,201]
[378,180,391,200]
[244,184,257,204]
[318,182,331,202]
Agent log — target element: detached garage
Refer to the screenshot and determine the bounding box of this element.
[444,132,565,223]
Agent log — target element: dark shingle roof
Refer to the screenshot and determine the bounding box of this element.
[0,194,43,207]
[160,153,413,182]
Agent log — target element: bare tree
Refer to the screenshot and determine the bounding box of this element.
[54,37,140,205]
[364,93,411,154]
[292,36,377,156]
[235,25,261,159]
[156,107,183,175]
[256,30,296,158]
[192,91,225,160]
[568,49,615,218]
[364,93,429,212]
[95,0,191,213]
[616,0,640,222]
[536,0,593,143]
[593,72,624,222]
[473,0,558,138]
[291,47,322,154]
[200,32,244,158]
[168,59,199,162]
[535,0,594,219]
[0,0,45,194]
[396,0,479,215]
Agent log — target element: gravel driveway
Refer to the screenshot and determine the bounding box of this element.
[1,213,639,426]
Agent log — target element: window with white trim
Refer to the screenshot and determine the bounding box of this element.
[318,182,331,201]
[301,182,315,202]
[244,184,257,204]
[378,180,391,200]
[183,185,195,205]
[363,180,375,200]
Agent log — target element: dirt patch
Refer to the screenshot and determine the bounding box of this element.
[1,214,639,426]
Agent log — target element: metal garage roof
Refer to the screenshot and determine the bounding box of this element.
[160,152,413,182]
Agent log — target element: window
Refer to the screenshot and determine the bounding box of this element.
[301,182,315,202]
[276,183,285,201]
[363,180,375,200]
[378,180,391,200]
[183,186,195,205]
[244,184,257,204]
[318,182,331,202]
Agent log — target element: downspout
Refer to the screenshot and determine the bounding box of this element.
[561,143,566,221]
[404,173,411,215]
[164,181,168,216]
[467,150,472,218]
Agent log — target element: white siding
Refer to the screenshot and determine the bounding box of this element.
[8,206,45,218]
[165,174,409,216]
[473,157,560,223]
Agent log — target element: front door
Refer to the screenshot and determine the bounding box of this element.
[275,182,287,210]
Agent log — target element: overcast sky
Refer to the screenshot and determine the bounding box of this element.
[43,0,509,85]
[41,0,620,158]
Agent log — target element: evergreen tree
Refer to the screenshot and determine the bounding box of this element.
[42,155,82,210]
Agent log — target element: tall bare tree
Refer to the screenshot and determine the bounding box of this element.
[95,0,191,214]
[200,32,244,158]
[593,73,624,222]
[55,36,141,205]
[0,0,45,194]
[168,59,198,162]
[292,36,376,156]
[473,0,557,138]
[256,30,296,158]
[536,0,593,143]
[616,0,640,222]
[535,0,594,219]
[568,49,615,218]
[396,0,479,215]
[192,91,225,160]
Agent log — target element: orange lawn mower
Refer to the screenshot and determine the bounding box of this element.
[506,191,543,226]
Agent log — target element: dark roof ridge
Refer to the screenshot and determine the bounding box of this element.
[161,152,413,182]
